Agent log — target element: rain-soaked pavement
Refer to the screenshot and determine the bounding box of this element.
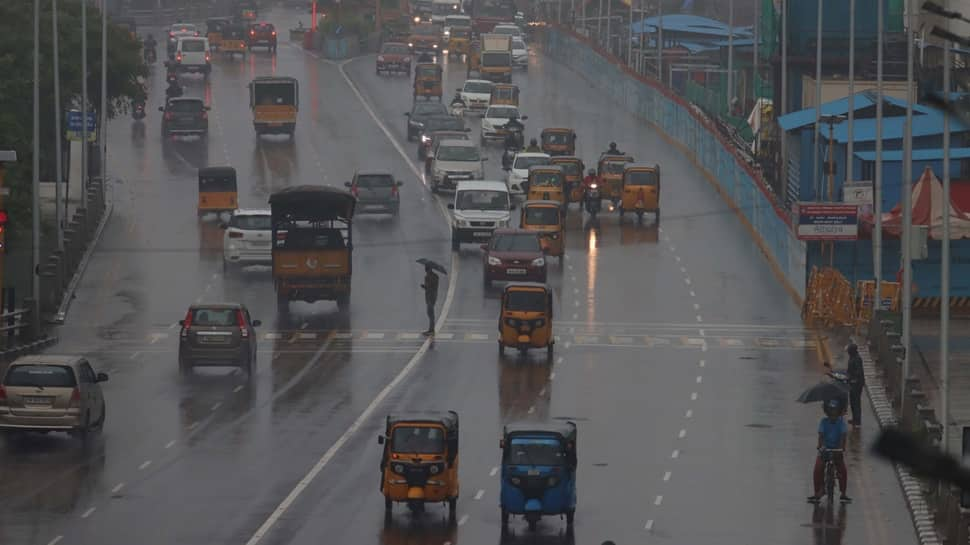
[0,7,917,545]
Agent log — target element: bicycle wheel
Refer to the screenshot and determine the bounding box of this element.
[825,461,835,500]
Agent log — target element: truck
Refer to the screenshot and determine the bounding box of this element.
[471,0,514,34]
[249,76,299,136]
[479,33,512,83]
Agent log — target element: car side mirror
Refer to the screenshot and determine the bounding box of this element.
[503,166,510,171]
[96,372,109,383]
[520,115,528,120]
[481,157,488,162]
[447,203,454,209]
[178,320,186,327]
[205,106,211,111]
[344,181,352,187]
[455,88,462,92]
[480,243,488,251]
[397,181,404,186]
[377,435,385,445]
[499,439,505,448]
[464,128,471,132]
[252,319,261,327]
[158,106,165,112]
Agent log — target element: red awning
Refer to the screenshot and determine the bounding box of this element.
[864,167,970,239]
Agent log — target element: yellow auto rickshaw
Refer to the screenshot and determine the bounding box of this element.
[206,17,233,50]
[466,40,481,78]
[526,165,566,210]
[221,25,248,57]
[520,200,564,258]
[498,282,554,357]
[550,156,585,205]
[448,26,472,57]
[379,411,459,517]
[489,83,520,107]
[597,153,634,206]
[541,128,576,156]
[414,63,443,101]
[620,163,661,223]
[197,166,238,217]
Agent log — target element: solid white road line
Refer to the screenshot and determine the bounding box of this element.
[81,507,96,518]
[490,467,498,477]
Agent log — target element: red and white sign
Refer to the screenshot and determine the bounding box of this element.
[796,203,859,241]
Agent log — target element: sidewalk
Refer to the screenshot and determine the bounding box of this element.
[909,317,970,455]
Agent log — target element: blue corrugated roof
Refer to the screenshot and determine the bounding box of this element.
[630,14,752,39]
[778,91,929,132]
[828,110,970,143]
[854,147,970,162]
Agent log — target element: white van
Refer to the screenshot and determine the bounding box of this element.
[175,36,211,75]
[432,0,461,24]
[448,180,511,250]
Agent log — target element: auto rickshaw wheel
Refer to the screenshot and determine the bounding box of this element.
[636,211,644,223]
[566,509,575,524]
[384,497,392,512]
[336,294,350,311]
[527,517,538,532]
[448,497,457,518]
[498,342,505,355]
[547,342,554,358]
[618,207,624,218]
[501,508,510,525]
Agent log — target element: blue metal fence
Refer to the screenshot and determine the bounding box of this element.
[539,27,807,300]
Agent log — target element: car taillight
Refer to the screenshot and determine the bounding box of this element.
[181,310,192,336]
[0,385,6,406]
[201,111,208,120]
[391,183,398,196]
[69,388,81,407]
[229,231,243,238]
[176,53,182,62]
[350,186,359,197]
[164,112,174,120]
[194,31,199,36]
[377,55,385,62]
[271,30,277,36]
[205,52,211,62]
[250,30,256,36]
[237,309,248,338]
[169,31,174,37]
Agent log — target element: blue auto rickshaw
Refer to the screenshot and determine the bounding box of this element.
[499,421,577,532]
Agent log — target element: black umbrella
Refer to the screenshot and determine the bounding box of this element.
[416,258,448,275]
[797,381,850,403]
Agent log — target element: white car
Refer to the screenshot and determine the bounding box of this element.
[222,209,272,272]
[506,152,550,195]
[511,37,528,69]
[447,180,512,249]
[175,37,211,75]
[493,23,524,42]
[432,139,486,192]
[458,79,494,115]
[480,105,523,144]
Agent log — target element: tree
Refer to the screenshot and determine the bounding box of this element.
[0,0,147,236]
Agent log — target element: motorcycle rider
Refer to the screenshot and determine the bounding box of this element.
[807,398,851,504]
[525,138,541,153]
[143,33,157,63]
[165,75,183,99]
[583,169,598,191]
[603,141,623,155]
[502,117,525,150]
[450,92,466,108]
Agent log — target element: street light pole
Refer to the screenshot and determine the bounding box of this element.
[753,0,759,106]
[846,0,855,189]
[597,0,602,44]
[781,0,787,186]
[100,0,107,203]
[813,0,823,201]
[32,0,41,334]
[627,0,632,64]
[81,0,88,202]
[53,0,64,251]
[656,0,662,83]
[727,0,734,114]
[901,0,915,413]
[874,0,884,307]
[941,0,952,452]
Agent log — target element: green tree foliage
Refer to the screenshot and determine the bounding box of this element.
[0,0,146,234]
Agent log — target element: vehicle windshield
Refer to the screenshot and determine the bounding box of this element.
[553,161,581,176]
[512,38,526,50]
[432,2,457,15]
[391,425,445,453]
[168,100,204,113]
[411,25,439,35]
[252,23,274,32]
[486,106,518,119]
[464,81,493,94]
[451,28,470,38]
[200,175,235,191]
[508,438,566,466]
[602,161,628,175]
[416,65,439,78]
[492,87,516,99]
[524,206,560,225]
[274,227,348,250]
[482,52,510,67]
[494,26,519,36]
[180,39,206,52]
[492,234,540,252]
[413,103,448,116]
[437,145,480,162]
[506,290,547,311]
[4,364,77,388]
[382,44,409,54]
[231,215,270,230]
[530,172,561,187]
[356,174,395,187]
[514,156,550,170]
[543,132,571,145]
[190,308,237,326]
[626,170,658,186]
[424,117,464,132]
[456,190,507,210]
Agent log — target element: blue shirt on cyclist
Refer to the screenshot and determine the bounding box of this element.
[818,416,847,449]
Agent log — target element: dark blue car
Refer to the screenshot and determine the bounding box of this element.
[499,421,577,532]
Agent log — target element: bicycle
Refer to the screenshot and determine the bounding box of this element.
[820,448,844,503]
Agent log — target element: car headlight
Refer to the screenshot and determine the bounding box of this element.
[487,256,501,266]
[393,463,405,474]
[454,218,468,227]
[408,42,414,47]
[510,476,521,486]
[432,43,438,48]
[421,135,430,143]
[444,30,450,36]
[497,219,510,227]
[377,55,385,62]
[532,257,545,267]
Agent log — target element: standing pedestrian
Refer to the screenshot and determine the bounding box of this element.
[421,264,439,336]
[846,343,864,426]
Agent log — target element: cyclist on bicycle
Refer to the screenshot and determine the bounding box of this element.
[808,398,851,504]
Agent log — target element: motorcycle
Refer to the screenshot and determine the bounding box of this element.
[501,122,525,170]
[585,183,602,220]
[165,82,183,99]
[132,101,146,120]
[144,47,157,65]
[449,100,465,119]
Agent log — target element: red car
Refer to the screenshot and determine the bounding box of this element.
[376,42,412,75]
[481,229,547,286]
[248,22,277,52]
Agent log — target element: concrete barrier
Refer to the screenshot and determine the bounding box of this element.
[535,26,807,304]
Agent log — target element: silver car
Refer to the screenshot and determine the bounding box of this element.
[178,303,261,376]
[345,171,403,216]
[0,355,108,440]
[431,139,486,192]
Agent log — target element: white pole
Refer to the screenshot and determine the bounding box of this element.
[813,0,823,201]
[606,0,611,53]
[727,0,734,114]
[627,0,632,64]
[874,0,884,307]
[81,0,88,204]
[781,0,787,184]
[901,0,914,412]
[638,0,645,74]
[53,0,63,252]
[846,0,855,189]
[100,0,107,201]
[32,0,41,333]
[656,0,662,83]
[941,0,952,452]
[753,0,759,104]
[597,0,603,44]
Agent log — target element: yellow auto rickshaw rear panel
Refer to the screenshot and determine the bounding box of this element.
[499,283,554,357]
[520,200,565,257]
[272,249,351,278]
[620,163,661,222]
[550,156,585,204]
[526,165,566,207]
[198,166,238,214]
[489,84,519,106]
[413,63,443,100]
[597,154,634,202]
[380,412,459,515]
[540,128,576,156]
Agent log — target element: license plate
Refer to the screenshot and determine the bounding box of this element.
[527,469,540,476]
[473,231,491,237]
[199,335,229,344]
[23,396,52,405]
[507,268,526,275]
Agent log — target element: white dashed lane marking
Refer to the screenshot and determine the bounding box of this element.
[474,489,485,500]
[663,471,672,481]
[81,507,96,519]
[111,483,124,494]
[138,460,152,470]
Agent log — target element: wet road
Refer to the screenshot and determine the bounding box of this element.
[0,7,916,545]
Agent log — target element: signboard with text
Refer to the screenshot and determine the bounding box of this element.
[66,110,97,142]
[796,203,859,241]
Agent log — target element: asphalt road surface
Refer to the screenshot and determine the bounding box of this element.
[0,7,918,545]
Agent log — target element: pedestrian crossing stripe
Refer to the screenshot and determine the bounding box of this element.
[720,338,744,347]
[435,333,455,340]
[790,339,816,348]
[644,336,671,346]
[609,336,634,344]
[682,337,706,347]
[756,338,782,347]
[575,335,600,344]
[399,333,422,340]
[364,332,386,340]
[333,332,354,339]
[466,333,489,340]
[298,332,317,340]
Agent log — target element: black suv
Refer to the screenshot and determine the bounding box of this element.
[248,22,277,52]
[159,97,209,138]
[404,101,449,141]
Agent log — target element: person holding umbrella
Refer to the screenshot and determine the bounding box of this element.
[417,259,447,336]
[846,343,864,426]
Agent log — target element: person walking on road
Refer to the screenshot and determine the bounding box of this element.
[421,264,439,336]
[846,343,864,426]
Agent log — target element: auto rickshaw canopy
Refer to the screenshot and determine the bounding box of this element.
[623,163,661,185]
[598,154,634,175]
[386,411,459,434]
[541,128,575,146]
[528,165,564,187]
[198,166,238,192]
[223,24,248,40]
[503,420,577,445]
[207,17,233,33]
[550,156,584,176]
[415,63,443,79]
[521,201,563,225]
[490,84,519,105]
[269,185,356,221]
